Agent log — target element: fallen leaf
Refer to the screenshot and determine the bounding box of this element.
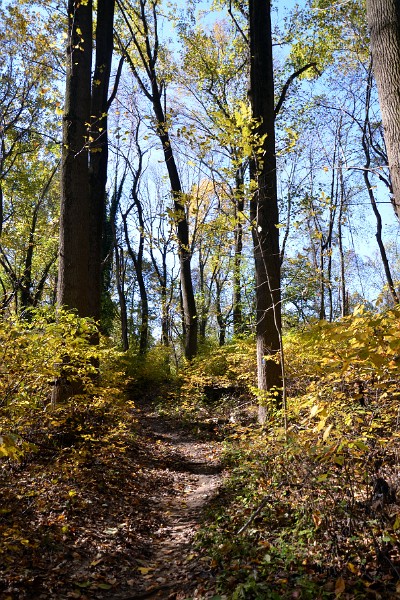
[335,577,345,596]
[138,566,155,575]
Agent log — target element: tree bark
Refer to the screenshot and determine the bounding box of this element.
[57,0,93,317]
[114,244,129,351]
[89,0,115,323]
[122,210,149,355]
[362,65,400,305]
[151,94,197,360]
[54,0,115,403]
[367,0,400,219]
[249,0,282,423]
[233,164,245,335]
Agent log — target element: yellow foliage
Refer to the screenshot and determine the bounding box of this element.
[0,307,127,459]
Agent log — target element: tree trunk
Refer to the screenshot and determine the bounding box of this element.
[120,0,197,360]
[233,164,245,335]
[249,0,282,423]
[122,212,149,355]
[89,0,115,324]
[198,249,207,340]
[57,0,93,317]
[55,0,115,403]
[151,94,197,359]
[216,279,226,346]
[362,66,400,305]
[367,0,400,219]
[338,167,348,318]
[114,244,129,351]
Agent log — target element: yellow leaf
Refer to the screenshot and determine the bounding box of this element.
[393,515,400,531]
[137,567,155,575]
[323,423,333,442]
[347,562,357,574]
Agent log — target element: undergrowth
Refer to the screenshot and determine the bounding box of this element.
[2,305,400,598]
[159,306,400,599]
[0,308,158,599]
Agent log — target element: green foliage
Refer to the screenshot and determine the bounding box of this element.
[288,0,369,73]
[124,344,177,396]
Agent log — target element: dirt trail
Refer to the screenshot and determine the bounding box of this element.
[124,405,225,600]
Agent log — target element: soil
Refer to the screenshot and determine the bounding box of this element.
[121,402,225,600]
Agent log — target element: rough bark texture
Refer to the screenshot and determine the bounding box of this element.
[57,0,93,317]
[249,0,282,423]
[89,0,115,322]
[58,0,115,324]
[233,165,245,335]
[54,0,115,403]
[367,0,400,219]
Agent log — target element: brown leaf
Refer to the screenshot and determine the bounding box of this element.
[335,577,345,596]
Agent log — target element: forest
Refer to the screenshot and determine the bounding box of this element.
[1,0,400,598]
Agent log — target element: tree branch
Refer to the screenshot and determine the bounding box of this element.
[275,62,319,118]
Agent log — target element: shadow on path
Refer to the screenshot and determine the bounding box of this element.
[116,401,226,600]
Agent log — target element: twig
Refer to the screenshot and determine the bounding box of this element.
[236,495,270,534]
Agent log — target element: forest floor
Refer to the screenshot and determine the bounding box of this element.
[119,398,225,599]
[2,376,400,599]
[0,391,226,600]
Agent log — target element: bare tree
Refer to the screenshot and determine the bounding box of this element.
[117,0,198,359]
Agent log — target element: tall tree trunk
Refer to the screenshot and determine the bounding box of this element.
[114,244,129,351]
[58,0,115,320]
[233,164,245,335]
[198,248,208,340]
[149,244,170,347]
[249,0,282,423]
[161,268,170,347]
[55,0,115,403]
[216,279,226,346]
[367,0,400,219]
[120,0,197,360]
[53,0,93,404]
[338,166,348,318]
[57,0,93,317]
[89,0,115,324]
[362,66,400,305]
[151,94,197,359]
[122,213,149,355]
[318,242,326,320]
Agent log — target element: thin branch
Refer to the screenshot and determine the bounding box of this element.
[228,0,248,44]
[107,54,125,109]
[274,63,319,118]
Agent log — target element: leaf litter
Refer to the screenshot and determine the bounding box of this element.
[0,394,225,599]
